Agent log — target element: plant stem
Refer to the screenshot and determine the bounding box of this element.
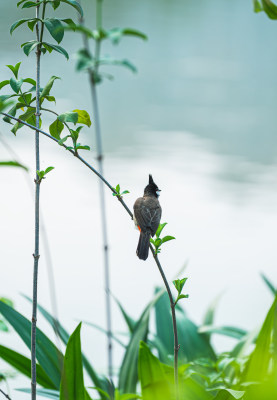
[31,2,43,399]
[80,0,113,380]
[150,246,179,399]
[0,111,180,393]
[0,389,12,400]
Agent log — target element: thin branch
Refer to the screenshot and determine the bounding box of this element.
[0,389,12,400]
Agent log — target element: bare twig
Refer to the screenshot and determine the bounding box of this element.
[0,388,12,400]
[0,111,179,393]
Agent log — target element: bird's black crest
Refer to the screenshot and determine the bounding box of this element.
[149,174,154,185]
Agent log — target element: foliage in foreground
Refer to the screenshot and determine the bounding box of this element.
[0,275,277,399]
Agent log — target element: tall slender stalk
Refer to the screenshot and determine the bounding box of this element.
[80,0,113,380]
[1,111,180,394]
[31,1,45,398]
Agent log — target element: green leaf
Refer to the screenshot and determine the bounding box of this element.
[41,76,60,98]
[22,1,44,8]
[99,57,137,73]
[58,111,78,124]
[60,0,83,16]
[44,18,64,44]
[21,40,40,56]
[261,273,276,295]
[75,49,94,72]
[49,119,64,139]
[73,109,92,127]
[156,223,167,238]
[114,297,137,334]
[17,388,60,399]
[138,342,172,400]
[177,294,189,301]
[261,0,277,18]
[76,144,90,151]
[161,235,175,244]
[116,184,120,193]
[0,345,56,388]
[0,301,63,389]
[253,0,263,12]
[28,19,38,31]
[118,289,165,393]
[214,389,245,400]
[23,77,36,86]
[45,166,55,174]
[0,161,28,171]
[198,325,248,340]
[6,62,21,79]
[60,323,86,400]
[9,77,23,93]
[121,190,130,195]
[242,294,277,382]
[0,80,10,90]
[10,19,36,34]
[173,277,187,294]
[42,42,69,59]
[106,28,147,45]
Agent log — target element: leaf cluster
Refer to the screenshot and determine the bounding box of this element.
[1,63,92,153]
[173,277,189,306]
[150,223,175,255]
[253,0,277,19]
[112,184,130,198]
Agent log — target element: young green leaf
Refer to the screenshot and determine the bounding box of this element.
[21,40,40,56]
[44,18,64,44]
[49,119,64,140]
[58,112,78,124]
[156,223,167,238]
[45,166,55,174]
[22,1,44,8]
[23,77,36,87]
[0,80,10,90]
[9,78,24,93]
[10,19,37,34]
[73,109,92,127]
[42,42,69,59]
[6,62,21,78]
[59,0,83,16]
[253,0,263,12]
[75,144,90,151]
[41,76,60,98]
[106,28,147,45]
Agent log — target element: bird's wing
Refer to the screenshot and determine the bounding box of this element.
[134,197,161,236]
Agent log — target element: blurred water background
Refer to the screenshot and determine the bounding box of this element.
[1,0,277,397]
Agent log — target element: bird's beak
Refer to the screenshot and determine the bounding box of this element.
[156,189,161,197]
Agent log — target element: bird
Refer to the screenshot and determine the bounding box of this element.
[134,174,162,260]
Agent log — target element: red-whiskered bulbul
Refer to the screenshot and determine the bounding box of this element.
[134,175,162,260]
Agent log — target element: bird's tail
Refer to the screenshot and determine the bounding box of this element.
[136,231,151,260]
